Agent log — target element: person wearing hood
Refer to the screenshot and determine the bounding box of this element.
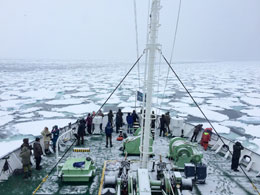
[20,138,32,178]
[105,122,113,148]
[33,137,43,170]
[231,141,244,172]
[41,127,51,155]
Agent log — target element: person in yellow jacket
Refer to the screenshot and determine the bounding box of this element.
[41,127,51,154]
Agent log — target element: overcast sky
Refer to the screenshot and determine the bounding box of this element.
[0,0,260,62]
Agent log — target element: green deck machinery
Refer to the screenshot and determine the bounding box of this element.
[123,128,153,155]
[169,137,203,168]
[58,148,96,182]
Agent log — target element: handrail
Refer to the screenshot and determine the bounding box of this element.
[56,128,74,175]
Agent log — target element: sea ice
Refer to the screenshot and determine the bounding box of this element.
[19,89,57,100]
[240,97,260,106]
[0,140,25,158]
[241,107,260,117]
[175,106,229,122]
[54,103,100,115]
[71,92,95,97]
[13,119,74,136]
[46,98,86,105]
[0,115,13,126]
[37,111,65,118]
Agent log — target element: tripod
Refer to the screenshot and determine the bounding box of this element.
[0,157,13,176]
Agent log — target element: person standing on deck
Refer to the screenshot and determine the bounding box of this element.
[151,111,156,129]
[86,113,93,135]
[108,110,114,125]
[33,137,43,170]
[159,114,166,136]
[98,110,104,131]
[132,110,139,123]
[190,124,203,142]
[201,131,210,150]
[165,112,171,134]
[231,141,244,172]
[116,109,123,133]
[41,127,51,155]
[51,125,59,152]
[20,138,32,178]
[126,113,133,133]
[105,122,113,148]
[77,119,86,145]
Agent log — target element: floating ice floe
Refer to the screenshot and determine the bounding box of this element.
[54,103,100,115]
[20,113,35,118]
[0,99,35,110]
[0,115,13,126]
[46,98,86,105]
[175,106,229,122]
[240,97,260,106]
[71,92,95,97]
[237,116,260,124]
[13,119,74,136]
[241,107,260,117]
[243,125,260,137]
[189,92,215,98]
[206,98,245,110]
[249,138,260,154]
[20,107,41,113]
[37,111,65,118]
[0,140,26,158]
[19,89,57,100]
[246,93,260,98]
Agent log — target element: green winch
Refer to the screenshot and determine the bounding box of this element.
[169,137,203,168]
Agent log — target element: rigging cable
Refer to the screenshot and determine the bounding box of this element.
[33,52,146,194]
[95,50,146,115]
[159,50,260,195]
[133,0,141,90]
[159,0,182,111]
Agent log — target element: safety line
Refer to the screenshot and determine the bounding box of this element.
[95,50,146,117]
[32,139,77,194]
[160,51,260,195]
[160,0,182,111]
[133,0,141,90]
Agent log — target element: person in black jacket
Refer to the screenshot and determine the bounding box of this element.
[231,141,244,171]
[77,119,86,145]
[116,109,123,133]
[190,124,203,142]
[132,110,139,123]
[108,110,114,125]
[159,114,166,137]
[33,137,43,170]
[105,122,113,148]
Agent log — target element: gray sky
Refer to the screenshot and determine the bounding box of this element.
[0,0,260,62]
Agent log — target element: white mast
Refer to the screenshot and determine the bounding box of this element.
[141,0,161,169]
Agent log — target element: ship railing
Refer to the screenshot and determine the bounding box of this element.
[211,135,260,174]
[0,121,78,181]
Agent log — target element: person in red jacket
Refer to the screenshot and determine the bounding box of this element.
[201,132,210,150]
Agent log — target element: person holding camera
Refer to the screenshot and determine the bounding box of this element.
[41,127,51,155]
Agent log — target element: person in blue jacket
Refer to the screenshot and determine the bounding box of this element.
[51,125,59,152]
[105,122,113,148]
[126,113,133,133]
